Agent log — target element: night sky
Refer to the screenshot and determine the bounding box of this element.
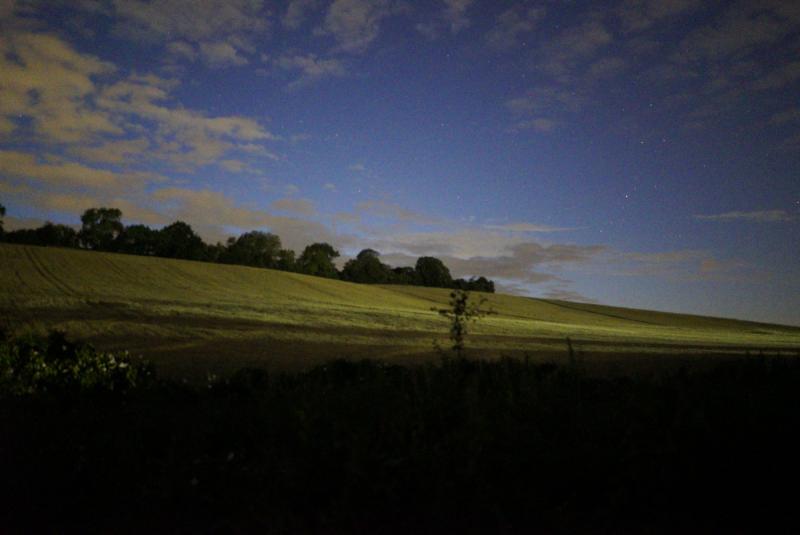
[1,0,798,325]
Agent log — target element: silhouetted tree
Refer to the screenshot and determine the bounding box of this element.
[276,248,297,271]
[205,242,227,263]
[391,266,419,285]
[4,223,78,248]
[298,242,340,279]
[79,208,123,250]
[453,276,495,293]
[221,231,282,268]
[4,228,39,245]
[341,249,392,283]
[0,203,5,238]
[156,221,206,260]
[117,225,159,256]
[415,256,453,288]
[37,223,79,248]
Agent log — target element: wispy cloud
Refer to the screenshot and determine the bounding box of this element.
[282,0,320,29]
[320,0,399,54]
[415,0,475,39]
[111,0,267,68]
[151,187,345,249]
[378,238,605,286]
[484,222,577,233]
[694,210,794,223]
[275,53,346,89]
[486,5,544,50]
[616,249,752,281]
[348,162,367,172]
[198,41,249,68]
[0,150,165,194]
[0,30,278,172]
[355,200,442,225]
[617,0,705,33]
[441,0,474,33]
[270,197,317,216]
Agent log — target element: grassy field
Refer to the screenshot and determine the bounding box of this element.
[2,243,798,378]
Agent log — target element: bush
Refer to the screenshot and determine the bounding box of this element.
[0,330,155,397]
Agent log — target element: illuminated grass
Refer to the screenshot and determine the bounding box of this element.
[2,243,798,377]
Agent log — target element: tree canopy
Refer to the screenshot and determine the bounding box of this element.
[298,243,340,279]
[79,208,123,251]
[415,256,453,288]
[117,225,159,256]
[221,231,282,268]
[4,223,78,248]
[156,221,206,260]
[341,249,392,284]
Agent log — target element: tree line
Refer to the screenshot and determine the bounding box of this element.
[0,204,495,292]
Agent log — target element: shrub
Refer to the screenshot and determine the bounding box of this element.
[0,330,155,397]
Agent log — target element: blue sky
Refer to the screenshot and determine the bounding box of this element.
[1,0,799,324]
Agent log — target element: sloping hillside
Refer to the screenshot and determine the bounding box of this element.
[2,243,798,377]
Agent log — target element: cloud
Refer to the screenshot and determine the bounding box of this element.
[68,137,151,164]
[484,222,577,233]
[377,237,605,286]
[694,210,794,223]
[320,0,398,53]
[617,0,704,32]
[198,41,249,68]
[616,249,752,281]
[0,32,119,144]
[779,132,800,152]
[356,200,442,225]
[0,180,168,226]
[324,182,337,192]
[769,107,800,125]
[151,187,343,250]
[348,162,366,172]
[165,40,197,61]
[750,61,800,91]
[96,73,277,168]
[486,5,544,50]
[110,0,267,67]
[219,159,249,172]
[537,19,612,76]
[677,2,800,62]
[282,0,320,29]
[0,149,164,193]
[275,53,346,88]
[270,198,317,216]
[587,56,627,80]
[441,0,474,33]
[0,32,277,171]
[415,0,476,40]
[510,117,558,133]
[506,86,587,115]
[284,184,300,196]
[368,226,602,262]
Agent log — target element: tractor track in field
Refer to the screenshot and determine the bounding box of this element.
[23,247,79,298]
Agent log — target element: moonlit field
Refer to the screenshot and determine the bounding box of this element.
[1,1,799,532]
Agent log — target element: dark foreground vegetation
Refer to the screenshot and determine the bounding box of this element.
[2,332,800,533]
[0,203,495,292]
